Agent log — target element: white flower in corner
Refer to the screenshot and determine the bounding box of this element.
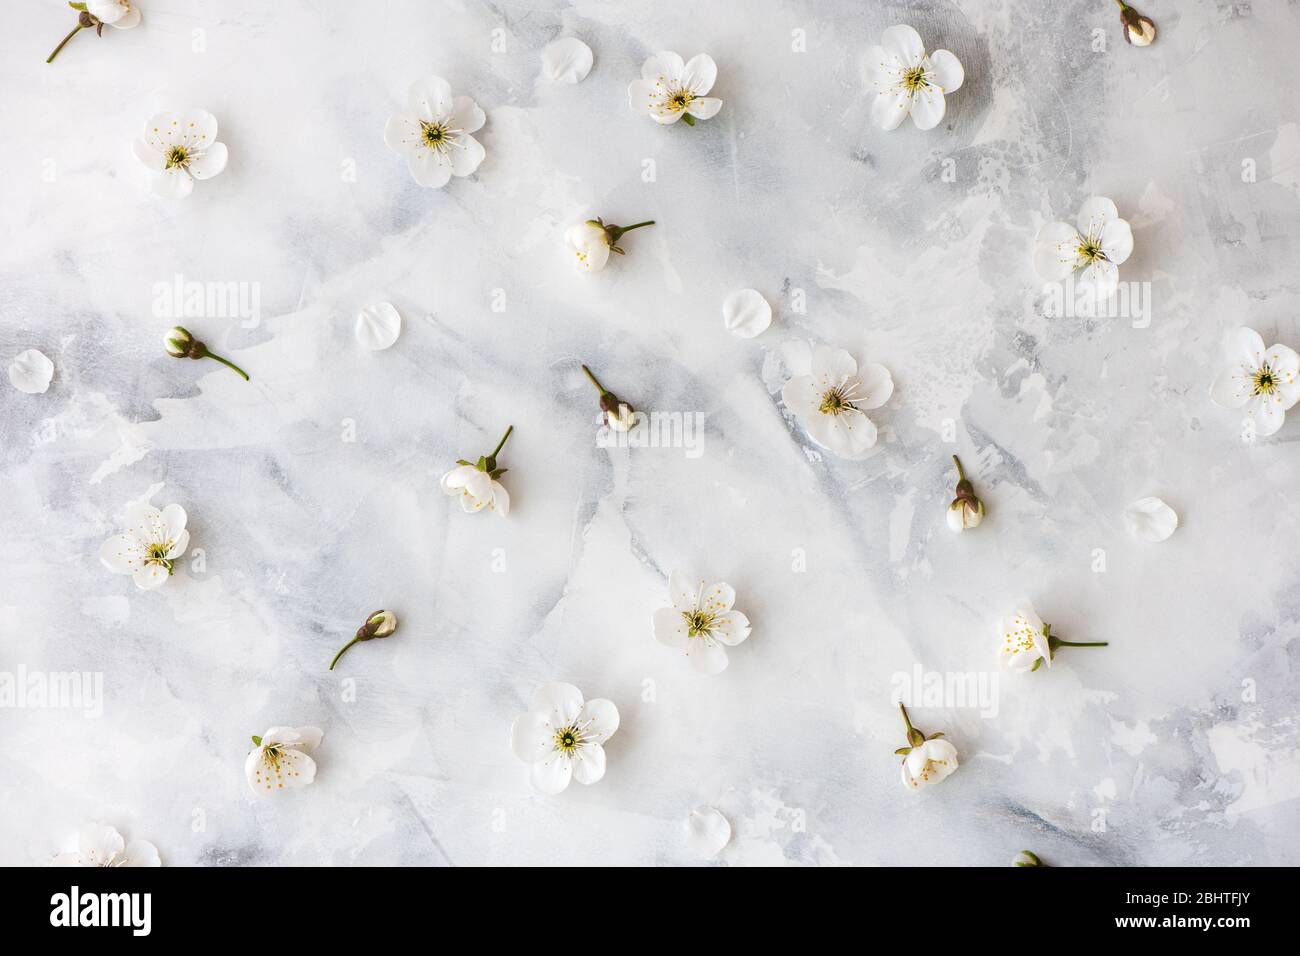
[1033,196,1134,301]
[896,704,958,790]
[510,682,619,794]
[441,425,513,517]
[864,25,964,131]
[99,496,189,590]
[384,75,486,188]
[133,110,228,199]
[1210,327,1300,437]
[52,822,159,867]
[653,571,752,674]
[781,345,893,459]
[628,51,722,126]
[998,603,1108,673]
[245,726,323,796]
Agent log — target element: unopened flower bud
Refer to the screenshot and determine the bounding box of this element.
[947,455,985,532]
[583,364,638,431]
[1118,2,1156,46]
[163,325,250,381]
[1013,850,1048,867]
[329,609,399,670]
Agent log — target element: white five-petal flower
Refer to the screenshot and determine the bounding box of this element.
[245,726,323,796]
[510,683,620,794]
[864,25,964,131]
[52,822,159,867]
[133,110,228,199]
[99,496,190,590]
[1210,327,1300,437]
[781,345,893,459]
[88,0,142,28]
[653,571,752,674]
[628,51,723,125]
[384,76,486,188]
[1033,196,1134,301]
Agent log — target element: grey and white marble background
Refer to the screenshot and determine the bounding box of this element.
[2,0,1298,867]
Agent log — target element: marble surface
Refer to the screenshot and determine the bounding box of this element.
[2,0,1298,867]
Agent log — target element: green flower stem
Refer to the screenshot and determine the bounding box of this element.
[952,454,966,482]
[682,114,696,126]
[898,702,925,747]
[329,635,362,671]
[581,365,608,395]
[490,425,514,459]
[47,24,83,63]
[1053,640,1109,648]
[205,352,250,381]
[618,221,655,233]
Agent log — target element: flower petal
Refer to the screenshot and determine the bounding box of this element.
[1075,196,1120,241]
[863,46,902,94]
[160,503,187,542]
[571,742,607,785]
[187,142,227,180]
[1248,392,1288,436]
[928,49,964,93]
[687,807,731,859]
[100,534,145,574]
[531,682,584,728]
[132,138,166,171]
[688,637,729,674]
[448,96,486,135]
[510,711,553,763]
[668,570,698,611]
[880,24,925,68]
[164,528,189,561]
[132,563,171,590]
[721,289,772,338]
[578,697,620,744]
[1099,217,1133,265]
[355,302,402,351]
[152,167,194,199]
[78,823,125,866]
[642,51,685,83]
[8,349,54,394]
[687,96,723,120]
[383,112,423,156]
[541,37,594,84]
[653,606,689,649]
[121,839,160,867]
[871,88,911,131]
[1124,497,1178,542]
[856,362,894,409]
[1032,221,1083,280]
[1265,344,1300,410]
[407,148,453,189]
[450,134,486,178]
[408,75,455,122]
[530,754,573,794]
[1077,257,1119,300]
[910,87,946,130]
[712,610,751,646]
[680,54,717,95]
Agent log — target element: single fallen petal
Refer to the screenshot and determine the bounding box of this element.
[722,289,772,339]
[355,302,402,350]
[8,349,54,394]
[542,37,594,84]
[1124,496,1178,542]
[686,806,731,859]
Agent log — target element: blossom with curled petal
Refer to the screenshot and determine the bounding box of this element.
[1033,196,1134,301]
[245,726,323,796]
[1210,327,1300,438]
[52,822,159,867]
[781,344,893,459]
[628,51,722,126]
[99,495,189,590]
[132,110,228,199]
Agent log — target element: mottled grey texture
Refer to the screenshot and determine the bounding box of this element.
[1,0,1298,866]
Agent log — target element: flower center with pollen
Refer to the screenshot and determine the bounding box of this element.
[683,610,716,638]
[902,67,928,92]
[667,89,695,112]
[145,542,175,574]
[420,121,450,149]
[165,146,189,169]
[553,727,581,753]
[1077,240,1106,264]
[819,386,857,416]
[1253,365,1277,395]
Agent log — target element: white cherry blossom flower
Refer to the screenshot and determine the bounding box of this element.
[1033,196,1134,301]
[384,75,486,188]
[510,682,619,794]
[896,704,958,790]
[133,110,228,199]
[52,822,159,867]
[88,0,142,28]
[998,603,1108,673]
[245,726,322,796]
[99,495,190,590]
[441,425,513,517]
[653,571,752,674]
[864,25,964,131]
[628,51,722,126]
[781,345,893,459]
[1210,327,1300,437]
